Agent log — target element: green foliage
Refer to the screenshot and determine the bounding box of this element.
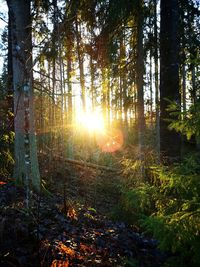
[120,148,157,187]
[167,100,200,143]
[143,156,200,267]
[111,150,158,224]
[0,68,14,179]
[115,154,200,266]
[123,257,140,267]
[121,158,144,187]
[0,131,14,178]
[120,183,156,224]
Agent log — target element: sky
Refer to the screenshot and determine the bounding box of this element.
[0,0,7,71]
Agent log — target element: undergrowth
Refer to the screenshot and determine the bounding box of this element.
[0,131,14,179]
[114,153,200,267]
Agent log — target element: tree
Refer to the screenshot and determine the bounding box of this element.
[136,0,145,153]
[153,0,160,159]
[75,15,86,112]
[160,0,181,161]
[7,0,40,192]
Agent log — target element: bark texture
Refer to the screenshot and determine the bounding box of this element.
[160,0,181,160]
[7,0,40,191]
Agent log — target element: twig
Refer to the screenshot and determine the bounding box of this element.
[0,16,7,24]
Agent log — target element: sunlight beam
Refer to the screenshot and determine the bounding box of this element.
[75,110,105,134]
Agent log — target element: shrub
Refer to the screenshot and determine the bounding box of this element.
[142,155,200,267]
[115,154,200,266]
[0,131,14,179]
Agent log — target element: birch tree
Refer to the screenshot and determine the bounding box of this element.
[7,0,40,192]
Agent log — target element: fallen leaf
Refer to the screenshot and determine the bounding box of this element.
[51,259,69,267]
[58,242,75,258]
[80,243,91,253]
[67,207,77,220]
[80,243,97,254]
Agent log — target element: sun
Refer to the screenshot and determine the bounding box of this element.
[76,110,105,133]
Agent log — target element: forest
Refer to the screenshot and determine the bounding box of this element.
[0,0,199,266]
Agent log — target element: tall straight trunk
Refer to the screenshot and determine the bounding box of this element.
[38,56,45,151]
[180,62,187,156]
[182,64,186,113]
[66,41,73,124]
[58,43,65,154]
[66,28,74,159]
[136,1,145,152]
[160,0,181,160]
[90,53,95,111]
[51,0,57,144]
[132,80,137,124]
[180,8,186,114]
[119,76,123,121]
[47,59,52,148]
[119,37,123,123]
[131,21,137,125]
[7,0,40,191]
[99,36,108,122]
[56,7,64,140]
[102,67,108,123]
[107,69,111,128]
[56,7,64,152]
[7,8,13,130]
[191,66,196,104]
[120,33,128,126]
[191,66,200,149]
[149,51,153,125]
[153,0,160,159]
[75,18,86,112]
[111,78,117,121]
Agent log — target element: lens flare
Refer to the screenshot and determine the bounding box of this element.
[96,129,124,152]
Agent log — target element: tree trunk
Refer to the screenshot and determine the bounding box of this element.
[102,66,108,123]
[7,7,13,131]
[7,0,40,192]
[136,1,145,152]
[153,0,160,159]
[182,64,186,113]
[149,51,153,125]
[51,0,57,149]
[75,18,86,112]
[160,0,181,161]
[66,27,74,159]
[66,41,73,123]
[90,53,95,112]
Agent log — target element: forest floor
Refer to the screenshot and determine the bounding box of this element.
[0,166,167,267]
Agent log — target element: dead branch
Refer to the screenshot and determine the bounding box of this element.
[63,158,121,173]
